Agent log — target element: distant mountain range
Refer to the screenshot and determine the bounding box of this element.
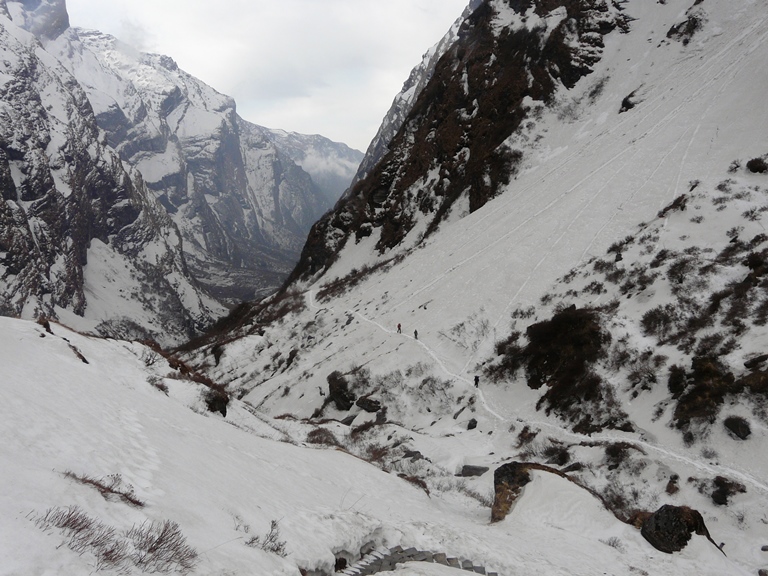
[0,0,362,344]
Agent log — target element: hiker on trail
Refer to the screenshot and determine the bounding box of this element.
[474,375,479,388]
[414,329,418,340]
[397,323,401,334]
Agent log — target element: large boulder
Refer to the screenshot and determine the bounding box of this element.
[356,395,382,413]
[491,463,532,523]
[640,505,719,554]
[457,465,489,478]
[491,462,569,522]
[724,416,751,440]
[327,371,356,411]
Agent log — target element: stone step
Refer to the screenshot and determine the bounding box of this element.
[336,546,500,576]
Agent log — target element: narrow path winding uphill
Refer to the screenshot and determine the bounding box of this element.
[306,290,768,500]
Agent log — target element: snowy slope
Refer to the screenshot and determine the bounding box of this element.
[0,315,751,575]
[183,0,768,573]
[5,0,768,574]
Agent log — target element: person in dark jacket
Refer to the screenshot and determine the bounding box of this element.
[414,329,418,340]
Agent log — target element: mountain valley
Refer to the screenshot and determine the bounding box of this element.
[2,0,768,575]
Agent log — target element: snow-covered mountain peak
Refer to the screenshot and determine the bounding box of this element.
[7,0,69,40]
[65,28,235,119]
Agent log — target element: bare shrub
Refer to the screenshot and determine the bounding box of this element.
[583,280,606,295]
[398,473,430,495]
[542,444,571,466]
[35,506,112,553]
[455,482,494,507]
[35,507,196,574]
[350,419,377,438]
[667,365,687,398]
[515,425,539,448]
[363,443,390,464]
[673,357,735,429]
[306,428,340,446]
[141,348,159,367]
[700,447,718,460]
[63,471,144,507]
[640,304,677,341]
[245,520,288,557]
[34,506,129,570]
[600,536,626,552]
[126,520,198,573]
[148,375,169,395]
[604,442,644,471]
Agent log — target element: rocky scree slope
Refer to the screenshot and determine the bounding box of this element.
[0,0,220,344]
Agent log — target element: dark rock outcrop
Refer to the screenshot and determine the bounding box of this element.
[492,462,575,523]
[724,415,751,440]
[640,504,722,554]
[204,389,229,417]
[327,371,356,411]
[666,3,706,45]
[743,353,768,370]
[491,462,533,522]
[457,465,489,477]
[289,0,631,283]
[711,476,746,506]
[356,395,382,413]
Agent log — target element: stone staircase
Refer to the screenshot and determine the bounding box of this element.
[338,546,499,575]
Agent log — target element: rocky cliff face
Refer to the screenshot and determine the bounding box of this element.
[269,129,363,209]
[291,0,629,282]
[0,0,362,342]
[0,1,222,344]
[46,26,362,302]
[350,0,483,189]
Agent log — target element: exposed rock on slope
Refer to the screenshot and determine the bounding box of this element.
[640,504,721,555]
[0,3,221,343]
[350,0,484,188]
[292,0,629,281]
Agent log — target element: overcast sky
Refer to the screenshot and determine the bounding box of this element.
[64,0,469,152]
